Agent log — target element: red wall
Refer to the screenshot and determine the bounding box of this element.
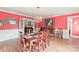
[54,16,67,29]
[38,18,54,28]
[38,13,79,29]
[72,17,79,36]
[38,21,45,28]
[0,11,34,30]
[0,12,20,30]
[38,16,67,29]
[53,13,79,29]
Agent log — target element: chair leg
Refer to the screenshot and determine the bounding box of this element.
[45,44,47,48]
[31,43,40,52]
[48,40,50,46]
[41,44,46,50]
[43,47,45,50]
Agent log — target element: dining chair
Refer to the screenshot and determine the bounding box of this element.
[42,30,50,47]
[32,32,45,51]
[19,35,30,52]
[46,30,50,46]
[42,31,47,48]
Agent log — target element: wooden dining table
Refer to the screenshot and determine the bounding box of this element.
[23,35,38,51]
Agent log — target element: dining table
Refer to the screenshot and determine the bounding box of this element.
[23,34,39,51]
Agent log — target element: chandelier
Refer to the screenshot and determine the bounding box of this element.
[36,7,42,22]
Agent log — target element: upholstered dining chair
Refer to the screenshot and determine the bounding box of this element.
[46,30,50,46]
[19,34,30,52]
[32,32,46,51]
[42,30,50,47]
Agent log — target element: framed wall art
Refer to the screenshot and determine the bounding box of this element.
[0,20,4,27]
[6,16,16,24]
[44,18,54,27]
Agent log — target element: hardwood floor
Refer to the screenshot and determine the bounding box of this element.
[44,37,79,52]
[0,37,79,52]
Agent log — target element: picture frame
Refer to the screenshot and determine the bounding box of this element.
[44,18,54,27]
[28,21,32,26]
[6,16,16,24]
[0,20,4,27]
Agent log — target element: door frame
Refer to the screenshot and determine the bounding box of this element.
[68,16,79,38]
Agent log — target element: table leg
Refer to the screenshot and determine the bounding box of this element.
[29,42,31,52]
[38,42,40,51]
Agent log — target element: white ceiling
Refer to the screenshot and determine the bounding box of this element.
[0,7,79,17]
